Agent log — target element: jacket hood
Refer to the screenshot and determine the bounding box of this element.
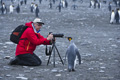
[25,21,33,28]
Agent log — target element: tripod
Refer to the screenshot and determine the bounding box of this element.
[47,38,64,67]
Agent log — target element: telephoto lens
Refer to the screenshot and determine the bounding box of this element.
[52,34,64,37]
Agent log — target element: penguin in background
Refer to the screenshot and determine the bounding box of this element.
[118,9,120,19]
[89,1,92,8]
[56,2,62,12]
[49,2,52,9]
[91,0,95,8]
[1,3,7,14]
[65,0,68,8]
[65,37,81,72]
[30,2,34,13]
[9,4,14,14]
[39,0,42,4]
[35,4,39,17]
[16,4,20,13]
[24,0,27,5]
[71,4,78,10]
[115,8,119,23]
[108,2,112,12]
[110,10,115,24]
[98,2,100,9]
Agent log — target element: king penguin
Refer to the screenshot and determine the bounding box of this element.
[65,37,81,72]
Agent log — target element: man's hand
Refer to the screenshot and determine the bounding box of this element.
[47,34,53,40]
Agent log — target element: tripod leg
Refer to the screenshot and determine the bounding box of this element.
[55,45,64,65]
[53,45,55,67]
[47,45,54,66]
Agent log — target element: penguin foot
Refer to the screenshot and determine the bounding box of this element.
[72,69,75,72]
[68,69,75,72]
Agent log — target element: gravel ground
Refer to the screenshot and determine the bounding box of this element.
[0,0,120,80]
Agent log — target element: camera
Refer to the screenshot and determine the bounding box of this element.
[52,34,64,37]
[49,32,64,38]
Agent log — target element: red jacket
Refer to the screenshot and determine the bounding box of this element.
[15,22,51,56]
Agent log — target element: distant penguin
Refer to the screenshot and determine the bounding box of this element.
[24,0,27,5]
[53,0,55,4]
[57,3,62,12]
[1,3,7,14]
[35,4,39,17]
[9,4,14,13]
[65,37,81,72]
[65,0,68,8]
[16,4,20,13]
[98,2,100,9]
[89,1,92,8]
[110,10,115,24]
[61,0,65,8]
[30,2,34,13]
[118,9,120,18]
[39,0,42,4]
[71,4,78,10]
[119,1,120,7]
[115,8,119,23]
[91,0,94,8]
[49,2,52,9]
[108,3,112,12]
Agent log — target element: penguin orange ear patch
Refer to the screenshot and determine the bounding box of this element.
[68,37,72,41]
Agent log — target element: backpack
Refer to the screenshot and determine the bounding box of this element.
[10,25,28,44]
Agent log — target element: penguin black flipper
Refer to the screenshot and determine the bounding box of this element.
[75,48,81,65]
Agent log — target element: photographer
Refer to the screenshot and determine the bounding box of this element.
[9,18,53,66]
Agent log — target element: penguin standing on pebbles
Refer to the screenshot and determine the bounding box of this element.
[65,37,81,72]
[110,10,115,24]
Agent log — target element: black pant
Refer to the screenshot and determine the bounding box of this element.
[11,53,42,66]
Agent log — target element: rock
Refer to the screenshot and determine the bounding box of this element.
[16,77,28,80]
[6,74,11,77]
[18,74,24,77]
[109,38,113,41]
[51,68,58,73]
[64,69,67,71]
[99,63,104,65]
[24,70,31,73]
[4,56,11,59]
[5,42,14,45]
[100,49,105,52]
[3,66,10,70]
[81,61,83,64]
[100,67,106,69]
[114,60,119,62]
[0,50,4,53]
[111,44,118,48]
[58,70,63,72]
[30,68,34,70]
[99,70,105,73]
[55,74,61,77]
[88,68,94,70]
[43,69,50,72]
[99,59,103,61]
[23,66,28,68]
[3,46,7,49]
